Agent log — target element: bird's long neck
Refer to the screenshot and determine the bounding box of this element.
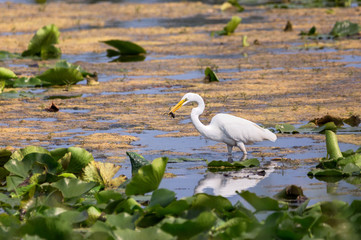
[190,96,209,136]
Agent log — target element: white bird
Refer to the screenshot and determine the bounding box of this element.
[168,93,277,159]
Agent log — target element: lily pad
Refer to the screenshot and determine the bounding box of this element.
[275,123,298,134]
[0,51,20,60]
[212,16,241,36]
[125,157,168,196]
[126,152,150,176]
[12,77,49,88]
[21,24,61,60]
[204,67,219,82]
[102,40,146,56]
[207,158,260,171]
[238,190,287,212]
[0,67,17,80]
[300,26,317,36]
[0,90,41,99]
[0,149,12,166]
[330,20,361,37]
[161,211,217,240]
[51,178,98,199]
[82,161,127,189]
[36,66,84,86]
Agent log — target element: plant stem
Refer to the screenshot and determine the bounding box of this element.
[325,130,343,159]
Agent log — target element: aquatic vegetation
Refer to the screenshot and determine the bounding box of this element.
[36,61,89,86]
[211,16,241,36]
[102,40,146,62]
[275,116,361,134]
[242,35,250,47]
[0,145,361,239]
[21,24,61,60]
[0,51,20,60]
[300,20,361,39]
[284,20,293,31]
[330,20,361,37]
[207,158,260,172]
[308,130,361,181]
[0,61,96,92]
[204,67,219,82]
[300,26,318,36]
[221,0,244,12]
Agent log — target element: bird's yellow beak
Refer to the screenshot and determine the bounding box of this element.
[168,98,186,115]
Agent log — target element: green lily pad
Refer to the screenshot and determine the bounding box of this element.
[21,24,61,60]
[207,158,260,171]
[52,60,95,78]
[149,188,176,208]
[227,0,244,12]
[125,157,168,196]
[238,190,287,212]
[0,67,17,80]
[212,16,241,36]
[300,26,317,36]
[36,66,84,86]
[275,123,299,134]
[204,67,219,82]
[0,149,12,166]
[161,211,217,240]
[51,178,98,199]
[0,51,20,60]
[330,20,361,37]
[102,40,146,56]
[126,152,150,176]
[12,77,49,88]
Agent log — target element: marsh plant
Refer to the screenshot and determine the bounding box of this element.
[0,134,360,239]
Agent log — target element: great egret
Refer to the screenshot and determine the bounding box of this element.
[168,93,277,159]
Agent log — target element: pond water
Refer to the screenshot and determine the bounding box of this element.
[1,0,360,208]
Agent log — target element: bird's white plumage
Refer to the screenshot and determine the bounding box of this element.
[169,93,277,158]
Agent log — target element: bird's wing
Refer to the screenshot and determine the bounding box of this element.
[212,113,276,144]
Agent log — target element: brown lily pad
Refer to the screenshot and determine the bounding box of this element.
[45,102,59,112]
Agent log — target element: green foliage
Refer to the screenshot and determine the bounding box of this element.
[1,61,94,91]
[36,65,84,86]
[300,26,318,36]
[0,67,17,80]
[204,67,219,82]
[21,24,61,60]
[125,157,168,196]
[300,20,360,39]
[207,158,260,171]
[1,146,361,239]
[308,131,361,181]
[221,0,244,12]
[329,20,361,37]
[102,40,146,62]
[275,120,360,134]
[212,16,241,36]
[126,151,150,176]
